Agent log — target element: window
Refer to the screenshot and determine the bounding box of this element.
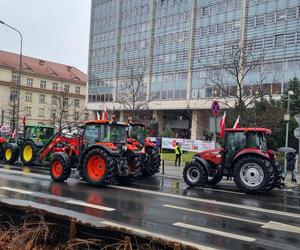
[52,82,58,91]
[38,108,44,117]
[25,107,31,116]
[40,80,46,89]
[202,6,209,16]
[51,95,57,105]
[75,86,81,94]
[25,92,32,102]
[27,78,33,87]
[12,75,19,84]
[39,94,46,103]
[64,85,70,93]
[74,111,79,120]
[275,34,285,46]
[74,99,80,108]
[63,97,69,106]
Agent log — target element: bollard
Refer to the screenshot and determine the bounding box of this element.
[162,159,165,175]
[124,236,132,250]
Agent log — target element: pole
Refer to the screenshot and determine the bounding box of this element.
[284,93,291,175]
[0,21,23,138]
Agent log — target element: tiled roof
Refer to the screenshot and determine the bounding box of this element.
[0,50,86,83]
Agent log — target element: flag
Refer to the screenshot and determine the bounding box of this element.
[96,112,101,120]
[103,105,108,120]
[12,130,17,138]
[219,111,226,138]
[233,115,240,129]
[22,116,26,126]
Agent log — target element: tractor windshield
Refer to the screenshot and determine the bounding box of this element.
[129,125,146,143]
[84,124,127,144]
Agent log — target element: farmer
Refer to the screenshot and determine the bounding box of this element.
[175,142,182,167]
[285,152,297,183]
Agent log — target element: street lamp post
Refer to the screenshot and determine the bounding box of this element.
[0,20,23,137]
[284,90,294,174]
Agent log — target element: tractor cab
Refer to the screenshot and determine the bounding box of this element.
[23,125,55,144]
[128,123,147,144]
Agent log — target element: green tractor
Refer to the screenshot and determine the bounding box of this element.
[3,125,55,165]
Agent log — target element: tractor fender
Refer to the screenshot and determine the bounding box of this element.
[191,156,210,175]
[26,139,44,148]
[51,152,70,167]
[233,148,270,163]
[8,143,20,152]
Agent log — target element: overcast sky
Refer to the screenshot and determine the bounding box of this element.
[0,0,91,73]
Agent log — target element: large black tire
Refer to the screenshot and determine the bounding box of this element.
[83,148,115,187]
[233,156,274,194]
[3,143,19,165]
[183,161,207,187]
[207,174,223,185]
[116,156,142,185]
[20,140,39,165]
[142,147,161,177]
[269,160,283,190]
[50,154,71,182]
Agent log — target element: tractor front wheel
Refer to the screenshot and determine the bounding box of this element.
[50,154,71,182]
[207,174,223,185]
[116,156,141,185]
[233,156,273,194]
[142,147,161,177]
[183,161,207,187]
[3,143,19,165]
[20,140,38,165]
[83,149,115,187]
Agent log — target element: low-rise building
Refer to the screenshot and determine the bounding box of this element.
[0,50,89,131]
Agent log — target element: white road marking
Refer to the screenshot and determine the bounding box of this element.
[173,222,256,242]
[0,186,33,195]
[65,200,115,212]
[101,220,217,250]
[110,185,300,219]
[195,186,244,195]
[261,221,300,234]
[0,167,50,180]
[0,186,115,212]
[164,204,263,225]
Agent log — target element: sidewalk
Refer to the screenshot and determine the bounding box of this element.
[159,164,299,187]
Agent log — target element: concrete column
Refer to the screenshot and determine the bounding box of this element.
[191,110,209,140]
[152,110,164,134]
[186,0,197,100]
[146,0,156,100]
[119,110,124,122]
[113,0,123,100]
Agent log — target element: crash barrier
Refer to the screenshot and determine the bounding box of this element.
[0,201,198,250]
[148,137,215,152]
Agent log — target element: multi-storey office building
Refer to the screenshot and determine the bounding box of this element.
[87,0,300,139]
[0,50,90,131]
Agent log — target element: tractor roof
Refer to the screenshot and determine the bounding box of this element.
[225,128,272,134]
[129,122,146,127]
[85,120,127,126]
[26,124,53,129]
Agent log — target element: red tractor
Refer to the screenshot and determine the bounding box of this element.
[183,128,283,194]
[40,120,142,186]
[127,123,161,177]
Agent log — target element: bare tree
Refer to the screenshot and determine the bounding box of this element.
[49,90,86,132]
[205,41,281,126]
[115,65,155,120]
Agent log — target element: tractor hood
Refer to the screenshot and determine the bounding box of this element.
[196,148,222,158]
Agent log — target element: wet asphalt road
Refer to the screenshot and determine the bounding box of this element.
[0,164,299,250]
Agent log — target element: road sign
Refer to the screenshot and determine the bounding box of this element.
[294,127,300,139]
[295,113,300,125]
[211,100,220,116]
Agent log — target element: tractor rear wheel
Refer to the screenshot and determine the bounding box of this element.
[20,140,38,165]
[3,143,19,165]
[233,156,273,194]
[142,147,161,177]
[268,160,283,190]
[50,154,71,182]
[183,161,207,187]
[83,148,115,187]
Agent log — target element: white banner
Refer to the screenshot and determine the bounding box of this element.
[148,137,215,152]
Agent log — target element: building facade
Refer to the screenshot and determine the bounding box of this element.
[0,50,89,131]
[87,0,300,139]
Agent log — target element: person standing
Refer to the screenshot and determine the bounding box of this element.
[285,152,297,183]
[175,142,182,167]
